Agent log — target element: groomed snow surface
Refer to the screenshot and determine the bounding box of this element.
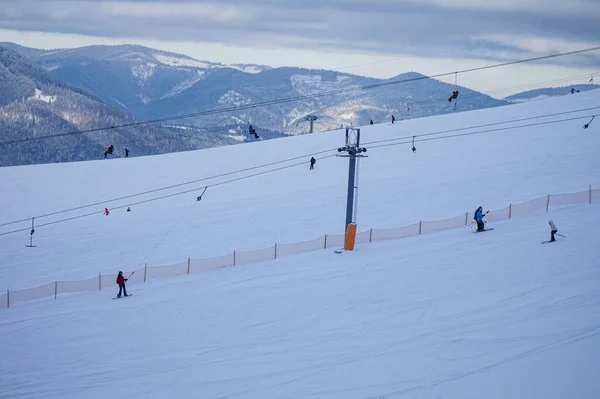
[1,90,600,398]
[2,205,600,398]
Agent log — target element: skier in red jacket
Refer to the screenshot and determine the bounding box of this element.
[116,271,129,298]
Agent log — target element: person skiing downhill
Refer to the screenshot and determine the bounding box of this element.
[391,115,395,124]
[104,208,110,216]
[549,220,558,242]
[310,157,316,170]
[474,206,488,232]
[116,271,129,298]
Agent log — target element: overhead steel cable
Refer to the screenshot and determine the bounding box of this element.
[366,115,595,151]
[396,71,600,111]
[1,105,597,230]
[0,153,339,237]
[362,106,600,147]
[1,46,598,147]
[0,147,340,228]
[1,110,596,238]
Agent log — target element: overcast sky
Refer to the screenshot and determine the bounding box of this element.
[1,0,599,96]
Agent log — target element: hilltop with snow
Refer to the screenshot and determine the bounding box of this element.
[506,84,599,103]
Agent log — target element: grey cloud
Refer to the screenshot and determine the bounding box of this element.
[1,0,599,67]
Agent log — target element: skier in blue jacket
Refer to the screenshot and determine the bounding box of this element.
[474,206,488,232]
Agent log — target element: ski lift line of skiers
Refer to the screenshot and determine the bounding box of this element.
[382,91,458,126]
[474,206,560,242]
[104,145,130,159]
[105,123,268,156]
[114,87,461,146]
[365,85,586,127]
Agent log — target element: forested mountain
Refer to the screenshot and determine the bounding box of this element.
[5,43,508,136]
[0,46,282,167]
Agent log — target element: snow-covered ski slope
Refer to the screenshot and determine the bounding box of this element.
[1,205,600,398]
[0,88,599,397]
[2,90,600,292]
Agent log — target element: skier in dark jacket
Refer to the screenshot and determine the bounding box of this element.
[549,220,558,242]
[248,125,259,139]
[104,145,114,159]
[125,148,129,158]
[310,157,316,170]
[116,271,129,298]
[448,91,459,102]
[474,206,488,232]
[370,119,373,125]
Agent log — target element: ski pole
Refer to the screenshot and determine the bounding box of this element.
[555,233,566,238]
[127,271,135,279]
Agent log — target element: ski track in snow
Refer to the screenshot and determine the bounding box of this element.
[0,91,600,398]
[1,207,600,398]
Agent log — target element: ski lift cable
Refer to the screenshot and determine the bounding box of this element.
[366,114,595,151]
[135,200,197,269]
[396,70,600,112]
[1,105,597,230]
[0,154,338,237]
[114,34,549,108]
[0,111,594,238]
[0,147,340,228]
[363,105,600,147]
[2,46,599,147]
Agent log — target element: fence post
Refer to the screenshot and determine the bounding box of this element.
[144,263,147,282]
[590,185,592,204]
[546,194,550,212]
[99,272,101,291]
[465,212,468,226]
[509,204,512,219]
[369,228,373,242]
[54,281,58,300]
[6,289,9,308]
[274,244,277,259]
[187,257,191,275]
[324,235,327,249]
[418,220,422,235]
[233,250,236,266]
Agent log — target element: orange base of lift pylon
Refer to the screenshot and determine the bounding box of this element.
[344,223,357,251]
